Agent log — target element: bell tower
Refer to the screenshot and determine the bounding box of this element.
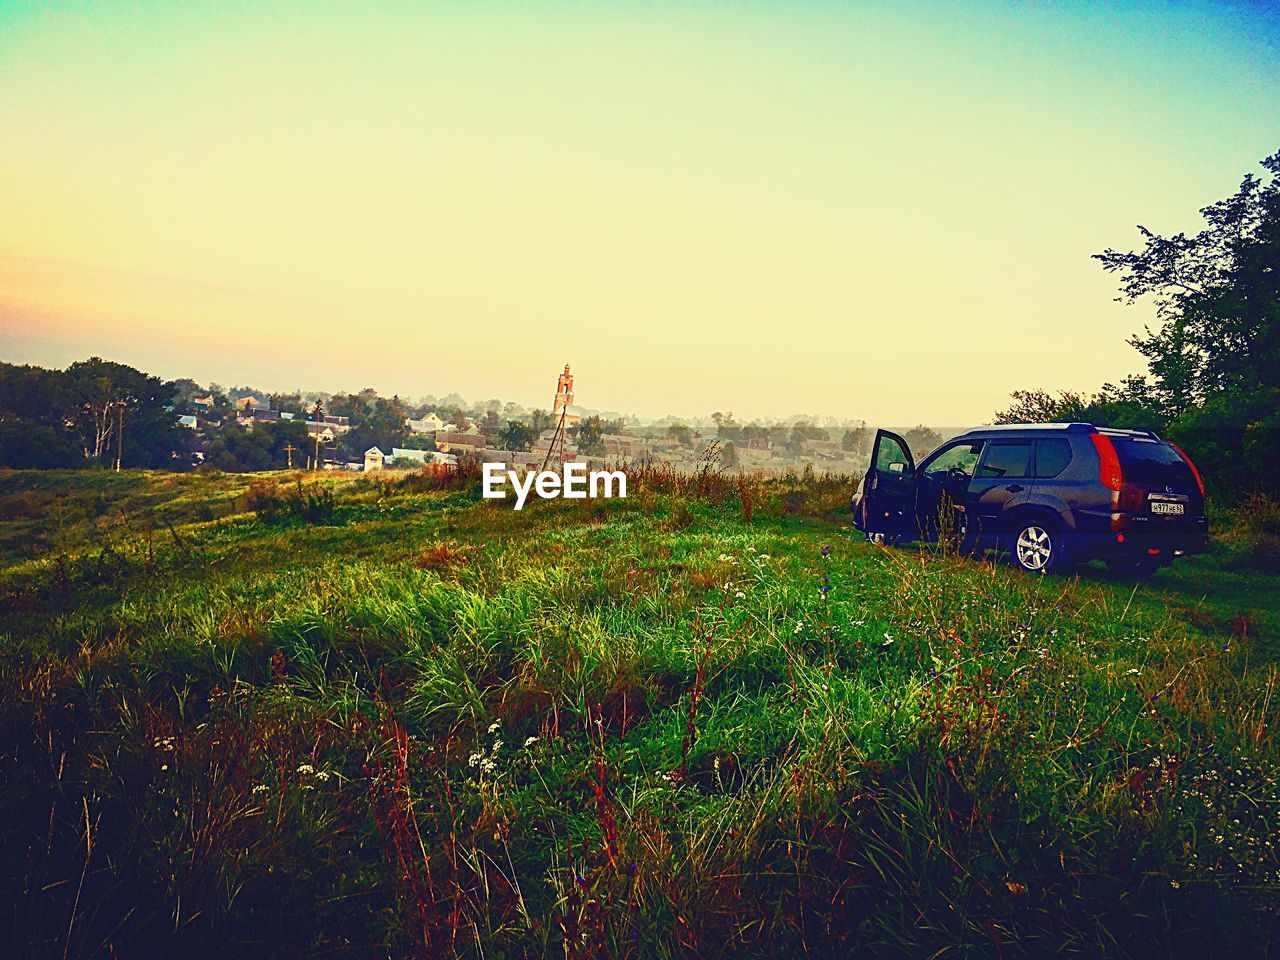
[552,364,574,418]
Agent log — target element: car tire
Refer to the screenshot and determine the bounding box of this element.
[1009,518,1066,574]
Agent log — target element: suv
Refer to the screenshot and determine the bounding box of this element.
[851,423,1208,577]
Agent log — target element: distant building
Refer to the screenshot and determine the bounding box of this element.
[434,431,487,454]
[192,395,215,408]
[407,412,445,434]
[235,396,261,409]
[364,447,385,471]
[177,414,198,430]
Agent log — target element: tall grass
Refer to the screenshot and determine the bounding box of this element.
[0,468,1277,956]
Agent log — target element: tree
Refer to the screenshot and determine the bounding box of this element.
[841,425,871,457]
[1095,150,1280,417]
[498,420,535,452]
[64,358,182,468]
[666,422,694,447]
[480,410,504,437]
[903,425,942,456]
[528,409,553,434]
[310,399,325,422]
[721,440,738,468]
[574,416,605,456]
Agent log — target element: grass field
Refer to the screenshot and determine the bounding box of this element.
[1,467,1278,958]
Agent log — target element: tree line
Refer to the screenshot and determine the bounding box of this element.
[997,149,1279,499]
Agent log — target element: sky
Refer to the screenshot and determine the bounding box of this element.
[1,1,1278,425]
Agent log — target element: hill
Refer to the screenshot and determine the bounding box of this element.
[0,469,1277,957]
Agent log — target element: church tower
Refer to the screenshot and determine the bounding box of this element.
[552,364,574,419]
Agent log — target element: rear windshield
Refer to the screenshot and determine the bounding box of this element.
[1111,438,1195,486]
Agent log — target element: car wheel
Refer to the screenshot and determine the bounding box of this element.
[1011,520,1062,574]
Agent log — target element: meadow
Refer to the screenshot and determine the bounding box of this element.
[0,467,1278,958]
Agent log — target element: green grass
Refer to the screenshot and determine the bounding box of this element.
[1,467,1278,957]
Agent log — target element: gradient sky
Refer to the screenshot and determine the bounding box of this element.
[2,1,1278,424]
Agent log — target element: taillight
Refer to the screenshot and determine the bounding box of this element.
[1169,442,1206,497]
[1089,433,1122,491]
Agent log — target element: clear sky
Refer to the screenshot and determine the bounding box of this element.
[1,1,1277,424]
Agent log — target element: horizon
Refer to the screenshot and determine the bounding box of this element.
[2,1,1278,423]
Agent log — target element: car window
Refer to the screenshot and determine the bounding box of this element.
[977,441,1030,478]
[1034,438,1072,478]
[924,441,983,476]
[1111,438,1195,486]
[875,434,911,473]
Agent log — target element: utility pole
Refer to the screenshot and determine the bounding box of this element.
[313,433,322,470]
[283,443,296,469]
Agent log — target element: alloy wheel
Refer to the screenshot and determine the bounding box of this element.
[1016,525,1052,571]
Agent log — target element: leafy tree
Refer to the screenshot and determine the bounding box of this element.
[841,425,871,456]
[721,440,738,468]
[574,416,606,456]
[498,420,535,452]
[710,411,742,441]
[666,423,694,447]
[903,425,943,456]
[1095,151,1280,417]
[527,409,553,434]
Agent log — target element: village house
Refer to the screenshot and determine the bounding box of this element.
[177,414,199,430]
[364,447,385,471]
[407,412,445,434]
[434,431,488,454]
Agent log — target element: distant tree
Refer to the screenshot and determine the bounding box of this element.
[449,409,470,430]
[528,409,553,434]
[310,399,325,422]
[574,416,606,456]
[480,410,504,437]
[398,433,438,452]
[721,440,738,468]
[63,358,182,468]
[499,420,535,452]
[841,425,871,456]
[666,422,694,447]
[903,425,943,456]
[710,411,741,441]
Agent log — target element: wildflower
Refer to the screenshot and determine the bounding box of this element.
[488,720,501,734]
[297,763,314,775]
[524,736,539,748]
[759,554,770,560]
[492,739,503,752]
[468,752,483,767]
[315,771,331,782]
[734,590,745,599]
[718,553,730,561]
[251,784,269,795]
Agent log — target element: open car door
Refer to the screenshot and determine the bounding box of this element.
[861,429,917,542]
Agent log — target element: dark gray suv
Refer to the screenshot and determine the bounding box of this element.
[851,423,1208,577]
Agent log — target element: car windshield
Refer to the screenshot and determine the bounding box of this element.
[924,441,983,476]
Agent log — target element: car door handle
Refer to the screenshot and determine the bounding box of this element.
[1005,484,1024,492]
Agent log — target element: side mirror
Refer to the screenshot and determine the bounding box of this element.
[888,461,905,474]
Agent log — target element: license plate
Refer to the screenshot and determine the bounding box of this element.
[1150,501,1184,516]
